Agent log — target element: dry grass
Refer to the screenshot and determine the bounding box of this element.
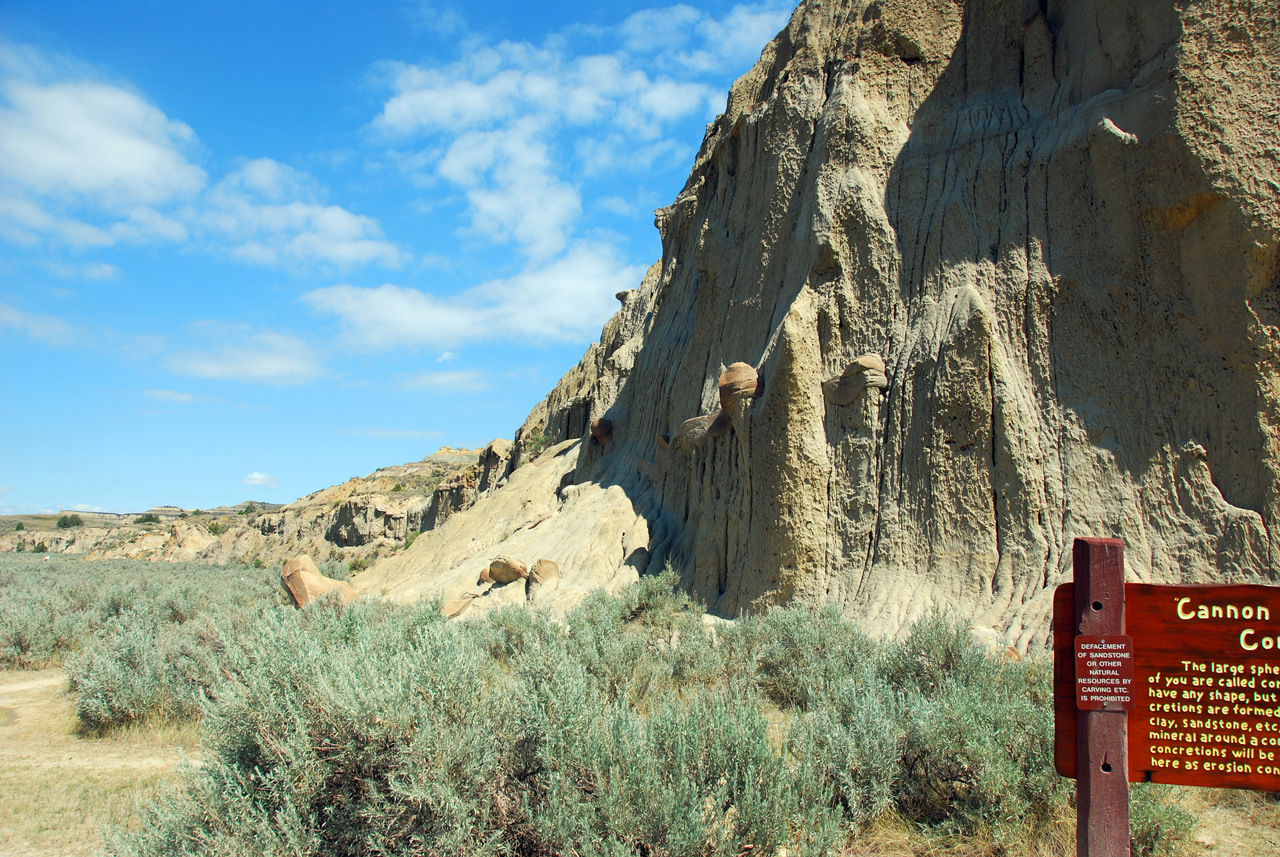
[833,810,1073,857]
[1174,787,1280,856]
[0,669,198,857]
[833,786,1280,857]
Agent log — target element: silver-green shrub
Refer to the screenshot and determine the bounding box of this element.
[74,565,1193,856]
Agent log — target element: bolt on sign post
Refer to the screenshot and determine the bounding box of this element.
[1054,538,1280,857]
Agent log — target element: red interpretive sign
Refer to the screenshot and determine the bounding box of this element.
[1055,582,1280,791]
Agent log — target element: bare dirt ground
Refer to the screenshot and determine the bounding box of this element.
[0,669,198,857]
[1178,786,1280,856]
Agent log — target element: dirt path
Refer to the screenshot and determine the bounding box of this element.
[0,669,198,857]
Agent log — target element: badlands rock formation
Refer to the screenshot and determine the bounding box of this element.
[362,0,1280,648]
[0,448,493,569]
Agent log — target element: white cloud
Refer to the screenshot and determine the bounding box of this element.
[399,369,489,392]
[620,5,703,53]
[693,4,793,68]
[0,485,11,496]
[221,158,322,202]
[242,472,280,492]
[0,301,76,346]
[304,282,481,350]
[596,195,634,216]
[440,118,580,258]
[363,2,790,283]
[166,326,322,385]
[0,46,401,274]
[0,78,206,207]
[203,160,406,270]
[436,351,457,362]
[305,241,645,351]
[374,59,529,135]
[143,389,197,404]
[367,23,738,259]
[0,41,207,251]
[0,194,113,246]
[51,260,121,280]
[640,3,792,74]
[410,3,466,36]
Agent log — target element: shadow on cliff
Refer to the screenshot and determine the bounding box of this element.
[882,0,1276,580]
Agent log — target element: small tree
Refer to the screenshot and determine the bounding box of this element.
[56,514,83,529]
[13,522,23,531]
[134,513,161,524]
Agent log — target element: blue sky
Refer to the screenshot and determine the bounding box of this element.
[0,0,793,514]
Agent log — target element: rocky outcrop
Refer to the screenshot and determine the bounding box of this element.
[0,447,502,569]
[375,0,1279,649]
[281,555,359,608]
[354,440,650,619]
[483,556,529,585]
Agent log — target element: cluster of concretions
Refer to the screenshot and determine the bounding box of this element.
[635,356,888,482]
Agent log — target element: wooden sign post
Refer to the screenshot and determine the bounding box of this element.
[1072,537,1130,857]
[1054,537,1280,856]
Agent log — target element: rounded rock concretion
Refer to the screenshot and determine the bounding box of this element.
[486,556,529,585]
[823,354,888,405]
[590,418,613,443]
[718,362,760,411]
[526,558,562,604]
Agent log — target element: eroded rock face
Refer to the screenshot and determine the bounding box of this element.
[76,0,1274,648]
[0,447,501,571]
[489,0,1280,647]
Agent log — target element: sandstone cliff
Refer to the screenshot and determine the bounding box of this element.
[361,0,1280,648]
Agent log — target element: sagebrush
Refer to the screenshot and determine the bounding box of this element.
[0,555,1194,855]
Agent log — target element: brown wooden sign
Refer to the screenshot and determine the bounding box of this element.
[1055,582,1280,790]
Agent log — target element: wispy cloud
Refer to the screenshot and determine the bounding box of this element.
[348,2,790,360]
[0,44,404,273]
[202,159,407,271]
[305,241,644,352]
[0,41,204,249]
[143,388,199,404]
[0,77,206,207]
[242,471,280,492]
[0,300,76,346]
[45,260,121,280]
[166,325,322,385]
[369,34,722,259]
[397,369,489,392]
[408,2,467,37]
